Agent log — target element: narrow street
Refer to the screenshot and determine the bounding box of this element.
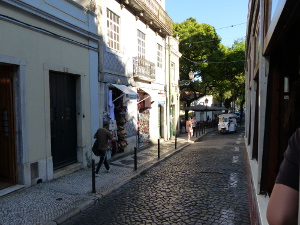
[62,127,250,225]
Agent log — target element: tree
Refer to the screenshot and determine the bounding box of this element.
[173,18,245,119]
[173,18,224,118]
[212,39,245,112]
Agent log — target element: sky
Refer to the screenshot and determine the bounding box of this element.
[165,0,248,47]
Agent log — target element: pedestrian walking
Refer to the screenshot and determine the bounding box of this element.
[186,117,193,142]
[94,121,113,175]
[192,116,197,137]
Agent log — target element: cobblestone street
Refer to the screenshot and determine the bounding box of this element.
[62,128,250,225]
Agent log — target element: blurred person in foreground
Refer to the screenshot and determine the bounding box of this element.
[267,81,300,225]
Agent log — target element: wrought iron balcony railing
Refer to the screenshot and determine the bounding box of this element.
[117,0,173,37]
[133,57,156,81]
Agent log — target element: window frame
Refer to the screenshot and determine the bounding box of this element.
[157,43,163,68]
[137,29,146,59]
[106,9,120,52]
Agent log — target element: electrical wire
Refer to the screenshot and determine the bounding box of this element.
[216,22,247,30]
[181,55,244,64]
[180,22,246,45]
[183,37,245,45]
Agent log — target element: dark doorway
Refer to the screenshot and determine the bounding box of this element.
[0,64,17,186]
[50,72,77,170]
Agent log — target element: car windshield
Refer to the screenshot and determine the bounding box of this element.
[219,117,228,122]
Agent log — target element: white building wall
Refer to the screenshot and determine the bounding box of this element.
[99,0,173,148]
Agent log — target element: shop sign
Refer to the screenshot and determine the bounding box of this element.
[158,93,166,105]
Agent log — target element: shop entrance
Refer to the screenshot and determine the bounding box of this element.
[0,64,17,189]
[50,72,77,170]
[138,89,152,147]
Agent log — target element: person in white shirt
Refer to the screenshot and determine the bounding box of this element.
[191,116,197,137]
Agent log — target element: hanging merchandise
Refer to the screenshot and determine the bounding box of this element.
[108,85,138,154]
[115,106,128,152]
[111,139,119,154]
[103,111,110,124]
[136,90,152,148]
[109,120,117,130]
[111,88,129,153]
[108,90,115,120]
[138,109,150,148]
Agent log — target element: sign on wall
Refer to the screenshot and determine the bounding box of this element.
[158,93,166,105]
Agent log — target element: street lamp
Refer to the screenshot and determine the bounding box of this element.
[205,98,208,121]
[179,71,194,86]
[188,71,194,80]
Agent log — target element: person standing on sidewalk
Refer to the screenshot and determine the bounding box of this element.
[186,117,193,142]
[94,121,113,175]
[191,116,197,137]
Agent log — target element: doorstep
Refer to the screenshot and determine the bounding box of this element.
[0,184,25,197]
[53,162,82,179]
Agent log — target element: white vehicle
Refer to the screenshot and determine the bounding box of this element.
[218,113,237,133]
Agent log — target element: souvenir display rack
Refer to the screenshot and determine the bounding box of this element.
[115,106,128,153]
[138,109,150,147]
[110,89,129,154]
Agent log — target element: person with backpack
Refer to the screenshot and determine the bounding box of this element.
[93,121,113,175]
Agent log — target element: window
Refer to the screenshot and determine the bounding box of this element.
[270,0,279,22]
[171,62,175,81]
[157,44,163,68]
[107,9,120,51]
[137,30,145,59]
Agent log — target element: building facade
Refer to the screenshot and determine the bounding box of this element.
[245,0,300,224]
[0,0,180,194]
[168,36,181,137]
[93,0,179,153]
[0,0,98,190]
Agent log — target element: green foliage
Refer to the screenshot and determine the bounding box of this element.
[173,18,222,81]
[174,18,245,111]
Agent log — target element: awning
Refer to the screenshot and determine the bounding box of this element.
[183,105,207,111]
[111,84,138,102]
[138,88,158,103]
[183,105,229,111]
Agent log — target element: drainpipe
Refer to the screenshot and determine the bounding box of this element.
[164,38,168,140]
[168,36,173,138]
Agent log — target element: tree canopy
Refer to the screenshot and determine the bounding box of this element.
[173,18,245,115]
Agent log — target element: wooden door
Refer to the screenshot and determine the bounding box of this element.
[50,72,77,170]
[0,65,17,184]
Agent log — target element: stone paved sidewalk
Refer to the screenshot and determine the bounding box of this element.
[0,129,213,225]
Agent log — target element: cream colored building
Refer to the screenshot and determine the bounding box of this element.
[168,36,181,136]
[0,0,99,191]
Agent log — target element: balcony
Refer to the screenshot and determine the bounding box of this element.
[117,0,173,37]
[133,57,156,81]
